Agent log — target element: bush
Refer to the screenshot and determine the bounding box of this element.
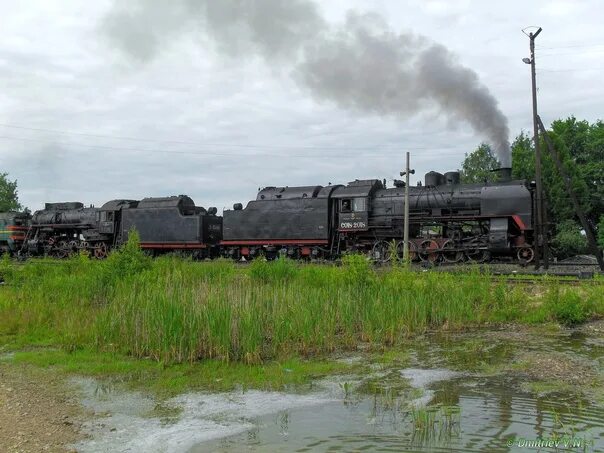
[552,220,588,258]
[101,230,151,283]
[544,286,590,326]
[341,253,375,287]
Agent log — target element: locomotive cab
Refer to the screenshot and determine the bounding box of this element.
[332,179,383,232]
[98,200,139,237]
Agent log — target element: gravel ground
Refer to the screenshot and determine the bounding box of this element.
[0,363,83,452]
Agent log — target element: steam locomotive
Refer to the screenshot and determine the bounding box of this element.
[5,167,537,264]
[222,167,535,263]
[21,196,222,259]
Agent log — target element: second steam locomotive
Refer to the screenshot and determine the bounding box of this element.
[8,167,537,264]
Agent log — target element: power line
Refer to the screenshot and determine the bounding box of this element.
[536,43,604,50]
[0,134,469,159]
[539,67,604,73]
[0,123,465,152]
[538,48,604,57]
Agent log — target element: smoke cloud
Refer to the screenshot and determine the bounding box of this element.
[101,0,511,166]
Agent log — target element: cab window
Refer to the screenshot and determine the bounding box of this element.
[340,199,351,212]
[352,198,366,212]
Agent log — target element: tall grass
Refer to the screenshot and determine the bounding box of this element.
[0,235,602,364]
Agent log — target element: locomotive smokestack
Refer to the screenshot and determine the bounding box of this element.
[496,167,512,182]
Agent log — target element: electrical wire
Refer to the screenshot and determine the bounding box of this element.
[0,134,470,159]
[0,123,465,152]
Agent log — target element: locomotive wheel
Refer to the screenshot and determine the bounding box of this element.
[517,247,534,263]
[464,249,490,264]
[395,240,418,262]
[56,240,70,259]
[371,240,391,263]
[93,243,108,259]
[441,239,462,263]
[418,239,439,263]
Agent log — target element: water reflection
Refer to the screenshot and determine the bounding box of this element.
[201,327,604,452]
[74,325,604,452]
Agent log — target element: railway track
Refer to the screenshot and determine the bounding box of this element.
[490,276,603,286]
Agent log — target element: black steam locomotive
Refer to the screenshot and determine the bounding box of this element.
[9,167,536,264]
[22,196,222,259]
[222,167,535,263]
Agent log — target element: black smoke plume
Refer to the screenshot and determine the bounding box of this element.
[102,0,511,166]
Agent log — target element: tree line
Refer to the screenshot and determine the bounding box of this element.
[460,116,604,257]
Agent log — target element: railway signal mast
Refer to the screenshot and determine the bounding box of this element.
[400,152,414,266]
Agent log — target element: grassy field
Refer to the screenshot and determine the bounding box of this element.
[0,235,602,393]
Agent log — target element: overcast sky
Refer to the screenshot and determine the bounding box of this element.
[1,1,603,212]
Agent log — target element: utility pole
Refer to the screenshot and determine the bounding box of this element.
[400,152,414,265]
[523,26,548,269]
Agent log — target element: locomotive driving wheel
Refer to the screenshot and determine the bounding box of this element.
[371,240,391,263]
[464,248,490,263]
[463,238,490,263]
[395,240,417,262]
[517,247,534,263]
[69,240,79,254]
[93,243,108,259]
[55,240,71,259]
[418,239,439,263]
[441,239,462,263]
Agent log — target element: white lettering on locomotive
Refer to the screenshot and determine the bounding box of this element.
[340,221,366,229]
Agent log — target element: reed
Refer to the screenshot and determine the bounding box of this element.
[0,235,602,365]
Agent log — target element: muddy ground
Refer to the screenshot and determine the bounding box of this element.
[0,363,83,453]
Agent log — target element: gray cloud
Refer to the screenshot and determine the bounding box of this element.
[101,0,511,165]
[2,1,603,213]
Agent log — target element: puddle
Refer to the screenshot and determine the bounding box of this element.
[74,379,339,452]
[73,326,604,452]
[400,368,461,407]
[0,352,15,361]
[400,368,461,390]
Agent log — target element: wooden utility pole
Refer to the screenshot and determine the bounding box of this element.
[524,26,548,269]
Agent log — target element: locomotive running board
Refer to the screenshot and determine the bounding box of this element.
[139,242,208,249]
[220,239,329,246]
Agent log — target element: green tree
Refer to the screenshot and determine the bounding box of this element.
[0,172,22,212]
[510,131,534,180]
[552,220,588,258]
[598,216,604,249]
[459,143,500,183]
[550,117,604,223]
[461,117,603,259]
